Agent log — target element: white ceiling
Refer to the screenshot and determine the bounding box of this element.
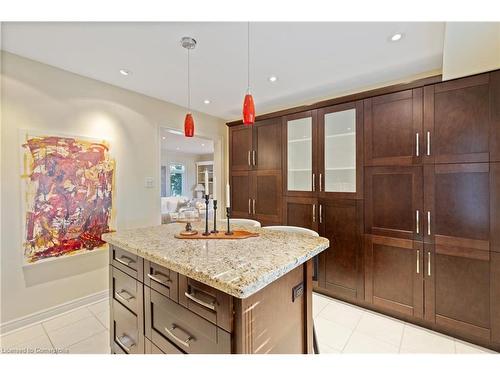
[161,128,214,154]
[1,22,445,120]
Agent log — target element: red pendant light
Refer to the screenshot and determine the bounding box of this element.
[181,37,197,137]
[242,22,255,126]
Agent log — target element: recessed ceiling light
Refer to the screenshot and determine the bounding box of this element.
[176,147,180,151]
[203,99,211,104]
[119,69,131,76]
[390,33,403,42]
[201,143,205,147]
[268,76,278,83]
[162,136,166,140]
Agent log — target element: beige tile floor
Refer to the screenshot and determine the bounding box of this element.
[0,294,496,354]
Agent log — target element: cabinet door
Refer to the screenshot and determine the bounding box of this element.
[283,197,318,232]
[423,73,492,164]
[318,101,363,199]
[364,89,423,166]
[491,252,500,347]
[230,171,251,219]
[252,170,282,224]
[365,235,423,319]
[254,118,282,170]
[365,166,423,240]
[318,199,364,302]
[283,111,318,197]
[230,125,253,171]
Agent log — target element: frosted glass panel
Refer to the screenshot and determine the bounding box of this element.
[324,109,356,192]
[288,117,312,191]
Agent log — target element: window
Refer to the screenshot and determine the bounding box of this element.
[169,163,185,196]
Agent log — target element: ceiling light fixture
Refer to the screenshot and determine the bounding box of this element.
[168,130,184,136]
[119,69,131,76]
[268,76,278,83]
[390,33,403,42]
[242,22,256,126]
[201,143,205,147]
[181,36,197,137]
[203,99,211,104]
[162,136,166,140]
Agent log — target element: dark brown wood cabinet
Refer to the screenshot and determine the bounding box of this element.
[229,171,252,219]
[364,89,423,166]
[365,235,423,320]
[282,197,318,232]
[317,199,364,302]
[229,125,253,171]
[365,166,423,241]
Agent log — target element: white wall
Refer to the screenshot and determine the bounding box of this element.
[443,22,500,80]
[0,51,227,324]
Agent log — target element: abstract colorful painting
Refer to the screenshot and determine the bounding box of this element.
[21,133,115,263]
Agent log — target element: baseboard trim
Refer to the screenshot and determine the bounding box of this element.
[0,289,109,335]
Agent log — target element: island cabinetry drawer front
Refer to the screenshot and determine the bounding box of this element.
[111,299,144,354]
[110,246,143,281]
[179,275,233,333]
[145,337,184,354]
[145,287,231,354]
[144,260,179,302]
[112,266,141,314]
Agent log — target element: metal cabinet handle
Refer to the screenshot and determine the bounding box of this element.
[319,204,323,224]
[253,150,256,166]
[416,250,420,274]
[252,199,256,215]
[115,255,135,267]
[115,335,135,353]
[416,133,420,156]
[319,173,323,192]
[248,150,251,166]
[248,198,251,215]
[165,324,193,348]
[427,211,431,236]
[416,210,420,234]
[427,251,431,276]
[147,272,171,286]
[312,173,316,191]
[312,204,316,223]
[426,131,431,156]
[115,289,135,303]
[184,291,216,311]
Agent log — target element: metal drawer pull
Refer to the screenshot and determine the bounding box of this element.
[416,250,420,274]
[312,204,316,223]
[115,289,135,303]
[426,131,431,156]
[115,335,135,353]
[312,173,316,191]
[416,210,420,234]
[427,252,431,276]
[253,199,256,215]
[115,255,135,267]
[147,273,171,285]
[427,211,431,236]
[184,291,217,311]
[248,198,251,215]
[416,133,419,156]
[248,150,251,166]
[319,204,323,224]
[165,324,193,348]
[319,173,322,192]
[253,150,256,166]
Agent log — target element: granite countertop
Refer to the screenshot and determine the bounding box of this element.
[102,222,329,299]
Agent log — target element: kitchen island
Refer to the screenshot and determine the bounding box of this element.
[103,222,329,354]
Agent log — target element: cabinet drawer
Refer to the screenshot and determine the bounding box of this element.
[145,337,184,354]
[145,287,231,354]
[144,260,179,302]
[111,299,144,354]
[111,266,141,315]
[110,246,143,281]
[179,275,233,332]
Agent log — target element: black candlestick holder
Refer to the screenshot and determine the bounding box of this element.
[202,194,210,236]
[211,200,219,233]
[225,207,233,235]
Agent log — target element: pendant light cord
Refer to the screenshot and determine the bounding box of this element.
[187,48,191,113]
[247,21,250,92]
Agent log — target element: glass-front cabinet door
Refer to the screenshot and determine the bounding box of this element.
[284,111,317,196]
[319,101,363,199]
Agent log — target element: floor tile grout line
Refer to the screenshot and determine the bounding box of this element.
[86,305,109,330]
[63,328,109,352]
[40,324,56,351]
[340,309,363,353]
